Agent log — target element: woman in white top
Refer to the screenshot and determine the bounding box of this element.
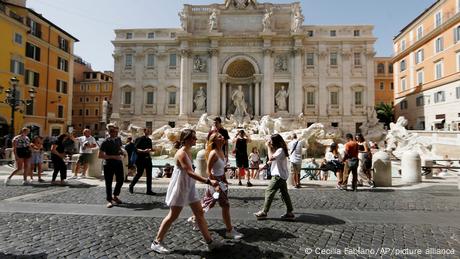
[151,129,222,254]
[322,142,343,182]
[199,132,243,240]
[254,134,295,220]
[249,146,260,179]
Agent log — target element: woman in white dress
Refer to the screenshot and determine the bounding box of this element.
[151,129,222,254]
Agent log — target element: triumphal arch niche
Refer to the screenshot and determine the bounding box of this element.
[112,0,376,132]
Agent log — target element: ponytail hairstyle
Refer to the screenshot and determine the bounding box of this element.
[270,134,289,158]
[174,129,196,149]
[205,132,219,160]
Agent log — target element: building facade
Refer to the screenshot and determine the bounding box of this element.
[393,0,460,131]
[0,0,78,138]
[374,57,394,106]
[72,67,113,137]
[112,0,376,133]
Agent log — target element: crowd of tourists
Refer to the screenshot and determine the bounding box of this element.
[2,118,379,253]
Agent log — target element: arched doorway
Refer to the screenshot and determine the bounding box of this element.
[222,57,260,117]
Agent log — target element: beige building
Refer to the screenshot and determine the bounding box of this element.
[393,0,460,131]
[112,0,377,133]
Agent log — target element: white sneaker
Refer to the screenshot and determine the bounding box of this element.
[187,216,199,231]
[207,239,224,251]
[22,180,29,186]
[151,240,169,254]
[225,228,244,240]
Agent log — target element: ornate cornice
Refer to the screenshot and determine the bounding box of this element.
[180,49,192,58]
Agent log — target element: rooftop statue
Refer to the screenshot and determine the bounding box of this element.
[224,0,257,9]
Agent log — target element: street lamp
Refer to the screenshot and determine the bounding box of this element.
[0,77,36,137]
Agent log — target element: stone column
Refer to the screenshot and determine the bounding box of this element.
[263,48,274,115]
[293,47,303,115]
[208,48,219,115]
[179,49,191,116]
[255,82,260,116]
[366,48,376,111]
[318,50,328,117]
[341,48,351,116]
[220,76,227,116]
[111,52,122,121]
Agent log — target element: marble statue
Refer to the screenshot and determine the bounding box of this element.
[262,8,273,32]
[193,56,206,72]
[196,113,212,132]
[178,10,187,31]
[292,6,304,33]
[209,9,218,31]
[275,85,288,112]
[225,0,257,9]
[275,55,288,72]
[193,86,207,112]
[231,85,248,117]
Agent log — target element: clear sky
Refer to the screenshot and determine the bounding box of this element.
[27,0,436,71]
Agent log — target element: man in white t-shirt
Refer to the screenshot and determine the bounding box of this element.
[73,129,97,178]
[288,133,303,188]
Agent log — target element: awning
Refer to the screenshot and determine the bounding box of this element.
[432,119,445,124]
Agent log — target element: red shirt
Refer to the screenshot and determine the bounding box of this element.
[344,141,359,159]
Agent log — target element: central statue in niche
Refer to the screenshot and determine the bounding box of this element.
[231,85,249,117]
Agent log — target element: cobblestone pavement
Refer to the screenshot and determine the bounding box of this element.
[0,175,460,258]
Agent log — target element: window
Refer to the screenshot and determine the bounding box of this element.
[353,52,361,66]
[434,91,445,103]
[147,32,155,39]
[389,64,393,73]
[26,43,40,61]
[330,52,338,66]
[56,80,68,94]
[457,52,460,72]
[330,30,336,37]
[307,92,315,105]
[146,91,154,105]
[416,70,424,85]
[124,91,132,105]
[380,82,384,90]
[307,30,314,37]
[454,26,460,43]
[400,60,406,71]
[416,25,423,40]
[306,53,314,66]
[58,105,64,118]
[401,78,406,91]
[86,97,90,102]
[353,30,360,37]
[435,11,442,28]
[456,86,460,99]
[330,92,338,105]
[125,54,133,69]
[85,109,89,116]
[27,18,41,38]
[169,54,177,68]
[435,37,444,53]
[14,33,22,44]
[400,100,408,110]
[377,63,385,74]
[95,97,99,102]
[25,70,39,87]
[170,32,176,38]
[415,49,424,64]
[416,96,424,107]
[400,39,406,51]
[169,92,177,105]
[435,60,443,80]
[390,82,394,90]
[58,36,69,52]
[57,57,68,72]
[147,54,155,68]
[146,121,153,129]
[95,109,99,116]
[94,124,98,130]
[80,97,83,102]
[79,109,83,116]
[25,99,34,115]
[126,32,132,39]
[354,91,362,105]
[10,59,24,75]
[331,122,339,127]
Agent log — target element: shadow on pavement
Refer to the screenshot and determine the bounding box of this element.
[172,241,284,258]
[358,188,395,192]
[292,213,346,225]
[229,196,265,202]
[118,202,168,211]
[132,191,166,196]
[0,252,47,258]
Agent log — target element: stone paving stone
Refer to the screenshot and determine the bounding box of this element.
[15,185,460,212]
[0,213,458,258]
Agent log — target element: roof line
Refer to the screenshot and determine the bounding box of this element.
[393,0,440,40]
[1,0,79,42]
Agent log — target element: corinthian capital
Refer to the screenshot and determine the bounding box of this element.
[208,48,219,57]
[180,49,192,57]
[263,48,274,56]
